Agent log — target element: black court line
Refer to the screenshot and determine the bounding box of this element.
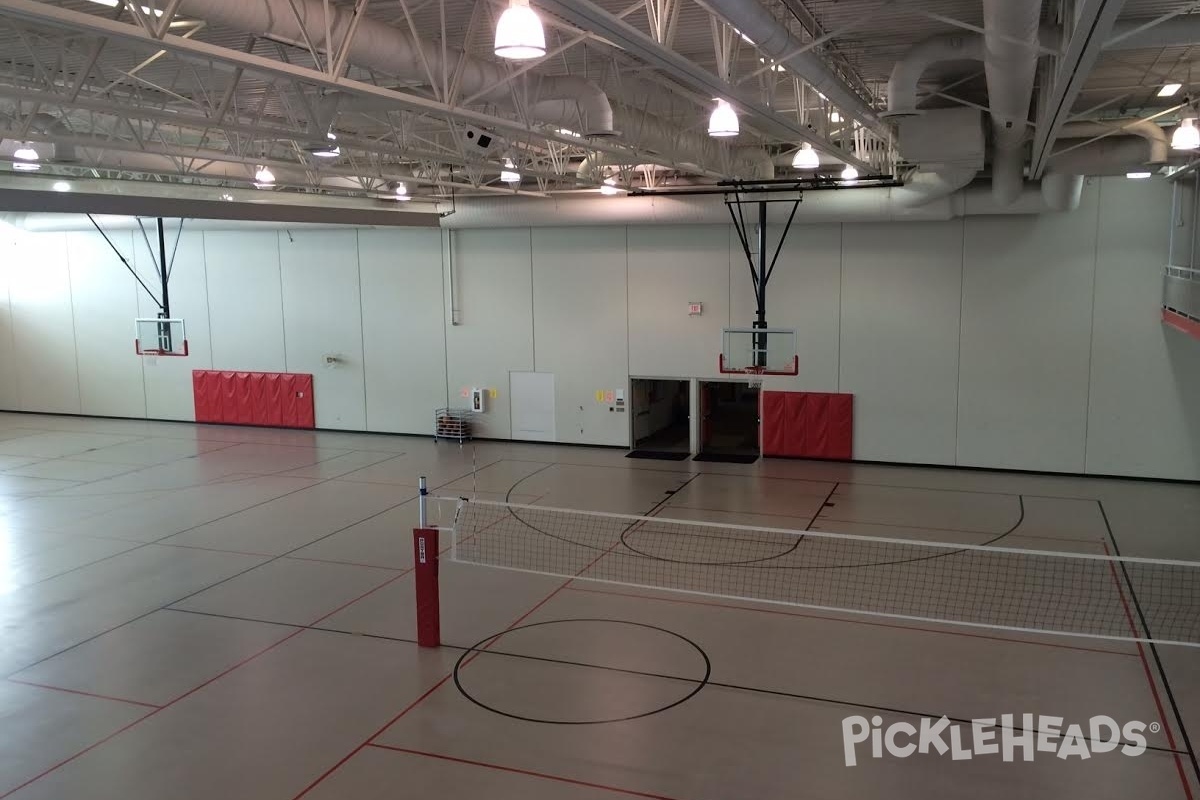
[163,606,1189,758]
[498,463,1028,572]
[494,455,1131,502]
[804,481,839,530]
[453,618,711,724]
[1098,500,1200,787]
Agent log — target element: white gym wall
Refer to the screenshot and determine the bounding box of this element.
[0,176,1197,480]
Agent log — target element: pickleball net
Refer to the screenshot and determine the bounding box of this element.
[430,497,1200,648]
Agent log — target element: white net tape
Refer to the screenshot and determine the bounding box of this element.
[446,498,1200,647]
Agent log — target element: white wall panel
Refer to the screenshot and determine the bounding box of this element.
[280,230,366,430]
[359,228,448,434]
[136,230,213,420]
[1086,177,1200,480]
[958,183,1100,473]
[839,221,963,464]
[444,228,534,439]
[532,227,628,445]
[628,225,729,379]
[8,233,80,414]
[730,223,841,393]
[510,371,556,441]
[66,232,146,418]
[0,231,17,410]
[203,232,286,373]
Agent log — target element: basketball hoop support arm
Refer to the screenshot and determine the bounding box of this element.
[726,192,801,367]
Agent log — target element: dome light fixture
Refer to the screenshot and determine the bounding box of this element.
[841,164,859,181]
[253,165,275,188]
[1172,117,1200,151]
[500,158,521,184]
[708,99,739,138]
[600,177,620,196]
[791,143,820,170]
[494,0,546,60]
[12,144,40,171]
[395,181,411,201]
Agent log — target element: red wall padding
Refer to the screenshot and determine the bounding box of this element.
[192,370,315,429]
[761,391,853,460]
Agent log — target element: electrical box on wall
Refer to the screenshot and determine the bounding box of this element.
[471,388,486,413]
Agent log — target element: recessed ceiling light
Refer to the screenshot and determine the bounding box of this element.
[1159,83,1183,97]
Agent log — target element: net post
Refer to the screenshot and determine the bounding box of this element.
[413,526,441,648]
[413,477,440,647]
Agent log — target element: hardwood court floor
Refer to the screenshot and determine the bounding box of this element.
[0,412,1196,799]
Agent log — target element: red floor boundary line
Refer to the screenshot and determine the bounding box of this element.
[367,743,686,800]
[291,507,642,800]
[1102,542,1194,800]
[0,707,159,799]
[560,585,1138,658]
[0,565,415,800]
[4,678,163,709]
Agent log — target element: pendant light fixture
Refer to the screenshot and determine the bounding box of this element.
[708,99,739,137]
[494,0,546,60]
[840,165,859,181]
[12,143,40,171]
[1172,117,1200,151]
[791,143,820,170]
[501,158,521,184]
[253,165,275,188]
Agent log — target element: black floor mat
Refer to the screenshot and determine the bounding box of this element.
[626,450,692,461]
[692,452,759,464]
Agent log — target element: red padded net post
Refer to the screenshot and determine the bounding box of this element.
[413,527,441,647]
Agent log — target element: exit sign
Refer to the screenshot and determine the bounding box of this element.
[688,302,703,316]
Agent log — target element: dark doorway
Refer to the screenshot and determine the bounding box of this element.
[630,379,691,456]
[697,381,760,463]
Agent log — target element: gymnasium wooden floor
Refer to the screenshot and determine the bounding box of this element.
[0,412,1196,799]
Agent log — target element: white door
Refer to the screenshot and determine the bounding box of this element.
[510,371,556,442]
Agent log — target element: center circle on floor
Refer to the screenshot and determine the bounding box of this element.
[453,618,711,724]
[619,522,803,566]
